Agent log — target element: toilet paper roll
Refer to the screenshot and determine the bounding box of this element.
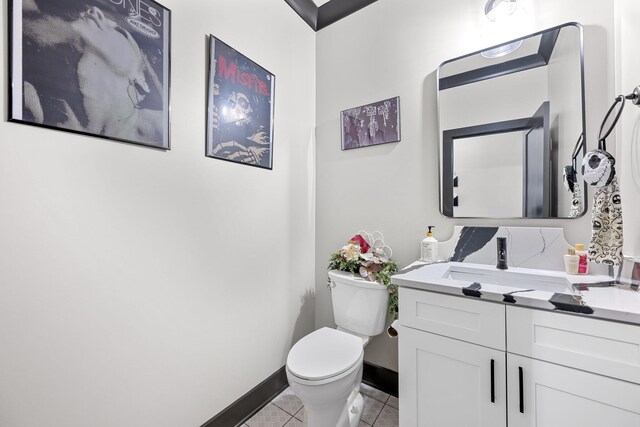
[387,319,400,338]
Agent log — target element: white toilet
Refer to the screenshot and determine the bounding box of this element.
[286,270,389,427]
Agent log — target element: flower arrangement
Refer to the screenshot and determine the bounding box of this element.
[328,231,399,319]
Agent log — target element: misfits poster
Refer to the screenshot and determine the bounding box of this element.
[206,37,275,169]
[10,0,171,149]
[341,97,401,150]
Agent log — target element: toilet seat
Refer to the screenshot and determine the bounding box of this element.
[287,327,363,382]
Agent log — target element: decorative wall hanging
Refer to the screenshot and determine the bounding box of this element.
[341,96,401,150]
[9,0,171,149]
[206,36,275,169]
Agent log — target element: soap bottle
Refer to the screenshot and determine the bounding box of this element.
[564,248,579,275]
[574,244,589,274]
[421,226,438,263]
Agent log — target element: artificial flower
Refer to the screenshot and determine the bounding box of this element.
[360,249,389,264]
[340,243,361,261]
[349,234,371,253]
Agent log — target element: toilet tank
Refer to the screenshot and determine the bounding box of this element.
[328,270,389,337]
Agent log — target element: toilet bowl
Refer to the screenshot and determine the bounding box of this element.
[286,328,365,427]
[286,271,389,427]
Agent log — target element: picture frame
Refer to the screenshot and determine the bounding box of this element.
[206,36,275,169]
[9,0,171,149]
[341,96,401,150]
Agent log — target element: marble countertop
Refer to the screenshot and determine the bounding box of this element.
[393,261,640,326]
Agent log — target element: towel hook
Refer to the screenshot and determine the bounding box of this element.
[625,86,640,106]
[597,85,640,150]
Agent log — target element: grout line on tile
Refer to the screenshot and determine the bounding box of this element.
[371,406,382,427]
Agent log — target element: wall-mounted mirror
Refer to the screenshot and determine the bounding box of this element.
[438,23,586,219]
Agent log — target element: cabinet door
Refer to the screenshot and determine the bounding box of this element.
[507,354,640,427]
[399,326,506,427]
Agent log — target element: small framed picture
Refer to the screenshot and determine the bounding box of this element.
[206,36,275,169]
[9,0,171,149]
[341,96,400,150]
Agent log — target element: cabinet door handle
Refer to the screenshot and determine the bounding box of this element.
[490,359,495,403]
[518,367,524,413]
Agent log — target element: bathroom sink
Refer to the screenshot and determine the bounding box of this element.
[442,263,574,293]
[394,262,614,296]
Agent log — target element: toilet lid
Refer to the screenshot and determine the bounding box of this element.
[287,327,363,381]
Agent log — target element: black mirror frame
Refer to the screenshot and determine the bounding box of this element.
[436,22,587,220]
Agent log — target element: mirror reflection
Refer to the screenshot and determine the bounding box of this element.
[438,23,586,219]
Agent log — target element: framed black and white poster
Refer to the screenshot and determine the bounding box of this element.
[341,96,401,150]
[206,36,275,169]
[9,0,171,149]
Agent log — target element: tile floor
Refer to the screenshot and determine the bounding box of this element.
[243,383,398,427]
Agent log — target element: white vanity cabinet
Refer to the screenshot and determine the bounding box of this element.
[506,306,640,426]
[398,287,507,427]
[399,288,640,427]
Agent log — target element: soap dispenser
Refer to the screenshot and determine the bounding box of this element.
[564,248,579,275]
[421,226,438,263]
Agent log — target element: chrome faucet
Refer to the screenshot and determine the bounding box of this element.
[496,237,508,270]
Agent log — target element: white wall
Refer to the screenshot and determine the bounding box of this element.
[0,1,316,426]
[615,0,640,260]
[454,133,524,217]
[316,0,614,371]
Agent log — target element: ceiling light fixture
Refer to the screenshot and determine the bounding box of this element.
[484,0,518,22]
[482,0,521,58]
[480,39,523,58]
